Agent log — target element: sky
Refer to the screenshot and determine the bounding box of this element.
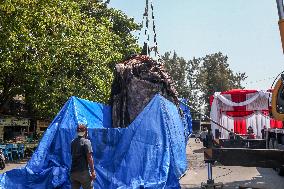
[110,0,284,90]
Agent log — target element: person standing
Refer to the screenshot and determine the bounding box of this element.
[261,126,267,139]
[229,129,235,140]
[199,128,208,144]
[247,126,255,139]
[70,124,96,189]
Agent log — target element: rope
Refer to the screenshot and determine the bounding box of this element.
[243,76,276,86]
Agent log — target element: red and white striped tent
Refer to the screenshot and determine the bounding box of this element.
[210,89,282,139]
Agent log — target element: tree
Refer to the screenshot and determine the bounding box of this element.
[162,52,190,98]
[197,52,247,116]
[162,52,202,118]
[0,0,140,119]
[162,51,247,118]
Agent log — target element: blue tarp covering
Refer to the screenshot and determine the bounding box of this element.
[0,94,190,189]
[179,99,192,140]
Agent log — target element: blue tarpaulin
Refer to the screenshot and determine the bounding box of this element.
[0,94,190,189]
[179,99,192,141]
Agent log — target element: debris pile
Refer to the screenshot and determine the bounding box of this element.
[110,55,178,128]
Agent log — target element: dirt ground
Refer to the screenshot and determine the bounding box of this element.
[180,138,284,189]
[1,139,284,189]
[0,160,27,174]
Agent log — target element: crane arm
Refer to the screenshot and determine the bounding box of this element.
[277,0,284,53]
[271,1,284,121]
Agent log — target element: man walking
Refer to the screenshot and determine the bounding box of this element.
[70,124,96,189]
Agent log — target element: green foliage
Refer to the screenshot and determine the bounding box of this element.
[198,52,247,115]
[162,52,247,118]
[162,52,202,119]
[163,52,190,98]
[0,0,140,119]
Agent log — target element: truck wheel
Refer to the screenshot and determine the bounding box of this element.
[276,166,284,176]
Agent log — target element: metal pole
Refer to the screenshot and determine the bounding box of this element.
[266,128,269,149]
[207,163,213,181]
[276,0,284,19]
[276,129,278,148]
[277,0,284,54]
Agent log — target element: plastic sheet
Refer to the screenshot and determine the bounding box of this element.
[179,99,192,141]
[0,94,190,189]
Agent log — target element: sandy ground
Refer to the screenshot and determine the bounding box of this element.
[0,160,27,174]
[1,139,284,189]
[180,138,284,189]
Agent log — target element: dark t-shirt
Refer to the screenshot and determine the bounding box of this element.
[71,136,93,173]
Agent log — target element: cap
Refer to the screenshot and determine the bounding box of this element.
[77,124,87,136]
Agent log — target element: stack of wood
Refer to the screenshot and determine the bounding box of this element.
[110,55,178,128]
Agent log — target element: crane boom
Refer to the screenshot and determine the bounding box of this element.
[271,0,284,121]
[277,0,284,53]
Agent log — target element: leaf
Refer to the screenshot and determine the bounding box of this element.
[0,0,140,119]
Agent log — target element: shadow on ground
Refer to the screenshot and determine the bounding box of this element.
[226,168,284,189]
[181,168,283,189]
[0,159,28,174]
[192,148,204,154]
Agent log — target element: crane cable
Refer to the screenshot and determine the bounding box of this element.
[138,0,160,59]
